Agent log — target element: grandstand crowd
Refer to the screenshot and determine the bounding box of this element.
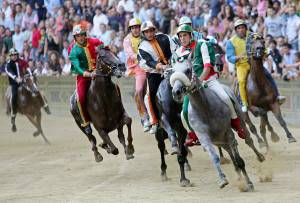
[0,0,299,81]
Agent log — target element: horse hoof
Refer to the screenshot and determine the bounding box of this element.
[184,163,192,171]
[126,154,134,160]
[258,140,267,149]
[288,137,297,143]
[33,131,40,137]
[271,133,280,143]
[12,125,17,133]
[180,178,191,187]
[126,145,135,155]
[219,178,229,188]
[220,157,231,165]
[111,148,119,155]
[161,174,169,182]
[246,183,255,192]
[171,146,179,155]
[94,152,103,162]
[257,154,265,162]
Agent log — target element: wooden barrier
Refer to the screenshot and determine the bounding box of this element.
[0,76,299,124]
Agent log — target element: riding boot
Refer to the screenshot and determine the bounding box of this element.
[141,114,150,132]
[231,118,246,139]
[83,124,92,135]
[184,131,200,147]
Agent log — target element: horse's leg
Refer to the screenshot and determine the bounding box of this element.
[26,113,50,145]
[155,128,168,181]
[160,113,179,155]
[85,132,103,162]
[175,126,191,186]
[264,113,280,143]
[260,115,269,150]
[35,111,50,145]
[196,131,228,188]
[231,137,254,192]
[271,103,297,143]
[221,144,242,180]
[122,112,135,156]
[219,147,231,164]
[245,112,265,148]
[96,128,119,155]
[240,116,265,162]
[117,126,134,160]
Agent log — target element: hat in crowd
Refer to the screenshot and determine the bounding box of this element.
[141,21,156,32]
[179,16,192,26]
[129,18,142,28]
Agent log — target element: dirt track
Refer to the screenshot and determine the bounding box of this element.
[0,114,300,203]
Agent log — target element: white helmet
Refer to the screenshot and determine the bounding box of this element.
[141,21,156,32]
[179,16,192,26]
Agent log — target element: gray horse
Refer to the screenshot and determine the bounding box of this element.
[170,59,255,191]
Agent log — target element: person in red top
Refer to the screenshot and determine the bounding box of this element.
[31,24,41,60]
[68,24,104,134]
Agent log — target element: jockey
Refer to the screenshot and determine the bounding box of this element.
[5,48,51,127]
[123,18,150,132]
[175,24,246,146]
[138,21,176,134]
[68,24,104,135]
[172,16,204,46]
[226,19,285,112]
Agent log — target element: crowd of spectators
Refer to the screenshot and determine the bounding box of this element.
[0,0,300,81]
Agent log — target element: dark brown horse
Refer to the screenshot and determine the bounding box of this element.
[5,74,50,144]
[70,46,134,162]
[235,33,296,148]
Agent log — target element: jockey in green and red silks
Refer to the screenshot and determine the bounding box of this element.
[68,24,103,133]
[175,24,246,146]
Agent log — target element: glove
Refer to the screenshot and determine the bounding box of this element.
[15,77,22,84]
[83,71,96,78]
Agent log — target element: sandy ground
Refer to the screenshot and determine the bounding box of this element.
[0,113,300,203]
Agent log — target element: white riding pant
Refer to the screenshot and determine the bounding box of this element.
[204,77,237,119]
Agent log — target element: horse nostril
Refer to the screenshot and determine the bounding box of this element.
[175,89,181,96]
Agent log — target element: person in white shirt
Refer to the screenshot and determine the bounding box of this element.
[62,57,72,76]
[91,6,108,36]
[96,23,111,46]
[117,0,134,13]
[12,25,26,53]
[286,5,300,51]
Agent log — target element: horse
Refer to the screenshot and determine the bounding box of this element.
[70,46,134,162]
[5,73,50,144]
[234,33,297,149]
[153,42,226,186]
[170,58,256,191]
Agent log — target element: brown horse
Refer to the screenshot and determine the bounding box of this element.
[70,46,134,162]
[235,33,296,148]
[5,74,50,144]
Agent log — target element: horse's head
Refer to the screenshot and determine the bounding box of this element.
[96,46,126,77]
[247,33,265,60]
[22,74,39,95]
[212,43,224,72]
[170,56,193,102]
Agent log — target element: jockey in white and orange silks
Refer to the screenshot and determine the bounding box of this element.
[123,18,151,132]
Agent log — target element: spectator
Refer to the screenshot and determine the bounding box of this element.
[35,2,47,22]
[264,7,286,39]
[2,28,13,55]
[268,39,283,76]
[62,57,71,76]
[41,61,53,76]
[31,23,41,60]
[91,6,108,36]
[33,60,43,76]
[48,51,61,75]
[12,25,26,54]
[117,0,134,13]
[0,54,5,74]
[97,23,111,45]
[21,5,38,30]
[192,7,204,30]
[14,3,24,27]
[286,5,300,51]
